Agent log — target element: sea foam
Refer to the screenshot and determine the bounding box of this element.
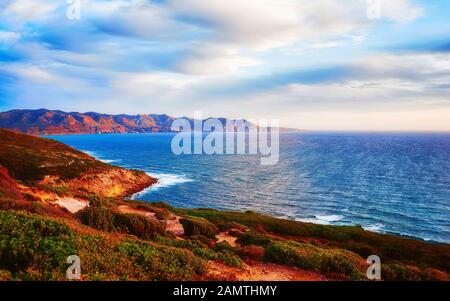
[131,172,193,199]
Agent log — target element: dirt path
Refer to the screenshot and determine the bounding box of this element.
[208,261,327,281]
[55,197,89,213]
[117,205,157,219]
[166,215,184,235]
[216,232,238,247]
[117,205,184,235]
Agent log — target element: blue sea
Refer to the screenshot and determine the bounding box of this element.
[48,132,450,243]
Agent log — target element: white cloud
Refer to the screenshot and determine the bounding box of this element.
[2,0,60,23]
[175,43,261,75]
[0,31,20,44]
[380,0,424,23]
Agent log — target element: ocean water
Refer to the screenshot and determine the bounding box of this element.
[48,132,450,243]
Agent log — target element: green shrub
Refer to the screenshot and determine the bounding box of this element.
[0,211,76,280]
[216,221,246,232]
[117,241,206,280]
[236,232,272,247]
[265,241,314,269]
[217,252,244,268]
[76,205,116,232]
[189,235,215,247]
[193,247,218,260]
[154,235,206,250]
[214,241,238,254]
[154,209,172,221]
[179,217,219,238]
[114,213,166,240]
[264,241,364,279]
[76,205,166,239]
[0,269,12,281]
[382,264,424,281]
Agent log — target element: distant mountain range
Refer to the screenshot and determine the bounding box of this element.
[0,109,299,135]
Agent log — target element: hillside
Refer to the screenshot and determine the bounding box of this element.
[0,128,156,199]
[0,128,448,281]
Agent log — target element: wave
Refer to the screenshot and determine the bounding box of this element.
[131,172,193,199]
[296,214,344,225]
[363,223,384,232]
[81,150,121,164]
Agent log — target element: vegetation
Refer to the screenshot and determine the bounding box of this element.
[0,128,109,182]
[178,208,450,273]
[0,128,448,281]
[76,203,166,239]
[0,210,205,280]
[265,241,364,279]
[179,217,219,238]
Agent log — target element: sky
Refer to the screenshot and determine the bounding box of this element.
[0,0,449,130]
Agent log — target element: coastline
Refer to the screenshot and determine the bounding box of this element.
[1,127,449,281]
[57,139,450,245]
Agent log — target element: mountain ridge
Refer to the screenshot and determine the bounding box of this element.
[0,109,299,135]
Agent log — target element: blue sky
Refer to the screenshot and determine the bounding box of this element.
[0,0,449,130]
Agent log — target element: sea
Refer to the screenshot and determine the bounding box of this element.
[48,132,450,243]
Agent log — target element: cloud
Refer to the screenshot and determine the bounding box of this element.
[1,0,449,130]
[1,0,61,24]
[175,43,261,74]
[0,31,20,45]
[379,0,424,23]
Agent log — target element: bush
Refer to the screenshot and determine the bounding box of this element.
[382,264,423,281]
[193,247,218,260]
[217,252,244,268]
[114,213,166,240]
[239,245,265,263]
[422,268,448,281]
[236,232,272,247]
[214,241,238,254]
[216,221,246,232]
[264,241,364,279]
[76,205,166,239]
[154,209,172,221]
[189,235,216,248]
[179,217,219,238]
[117,241,206,280]
[0,269,12,281]
[76,205,116,232]
[265,241,313,269]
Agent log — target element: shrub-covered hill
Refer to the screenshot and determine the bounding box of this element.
[0,128,448,281]
[0,128,155,198]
